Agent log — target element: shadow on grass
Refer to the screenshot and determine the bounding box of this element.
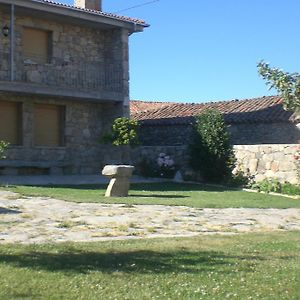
[24,182,234,193]
[0,248,269,275]
[128,194,188,199]
[0,207,21,214]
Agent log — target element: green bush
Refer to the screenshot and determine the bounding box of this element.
[137,153,176,179]
[137,157,156,178]
[251,179,282,194]
[101,117,139,146]
[227,169,253,187]
[189,109,236,183]
[0,140,9,159]
[252,179,300,196]
[281,182,300,195]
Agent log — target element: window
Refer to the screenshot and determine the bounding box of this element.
[0,100,22,145]
[22,27,52,64]
[34,104,65,147]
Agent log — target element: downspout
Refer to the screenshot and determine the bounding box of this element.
[10,4,15,81]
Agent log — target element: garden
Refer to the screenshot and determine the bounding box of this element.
[0,64,300,299]
[1,181,300,299]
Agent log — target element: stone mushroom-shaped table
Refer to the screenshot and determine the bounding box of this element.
[102,165,135,197]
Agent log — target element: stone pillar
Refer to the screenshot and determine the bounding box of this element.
[102,165,134,197]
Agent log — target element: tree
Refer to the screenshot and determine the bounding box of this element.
[101,117,139,146]
[257,61,300,112]
[189,109,236,183]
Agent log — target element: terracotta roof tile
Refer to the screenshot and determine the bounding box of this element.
[130,100,176,115]
[131,96,298,125]
[32,0,148,26]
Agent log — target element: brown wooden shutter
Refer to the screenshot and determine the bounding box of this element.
[34,104,64,147]
[23,27,50,63]
[0,100,21,145]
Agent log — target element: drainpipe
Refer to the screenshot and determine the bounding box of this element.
[10,4,15,81]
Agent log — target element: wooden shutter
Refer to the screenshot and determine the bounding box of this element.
[23,27,50,63]
[34,104,64,147]
[0,100,21,145]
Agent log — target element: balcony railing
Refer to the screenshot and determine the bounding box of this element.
[0,51,123,93]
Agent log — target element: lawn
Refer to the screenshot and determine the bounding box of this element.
[2,182,300,208]
[0,232,299,300]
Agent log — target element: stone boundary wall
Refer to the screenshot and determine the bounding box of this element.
[130,144,299,184]
[138,122,300,146]
[234,144,298,184]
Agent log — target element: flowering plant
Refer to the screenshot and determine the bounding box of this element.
[156,153,176,178]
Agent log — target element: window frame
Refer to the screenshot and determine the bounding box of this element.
[34,103,65,148]
[22,26,53,64]
[0,100,23,146]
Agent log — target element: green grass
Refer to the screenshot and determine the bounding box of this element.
[2,182,300,208]
[0,232,299,300]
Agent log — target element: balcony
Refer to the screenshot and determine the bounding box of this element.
[0,51,124,102]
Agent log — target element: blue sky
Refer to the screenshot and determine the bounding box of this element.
[63,0,300,103]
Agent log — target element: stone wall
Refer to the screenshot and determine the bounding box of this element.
[234,144,298,184]
[229,123,300,145]
[138,122,300,146]
[138,124,193,146]
[1,94,124,175]
[0,8,131,175]
[0,10,128,95]
[129,144,299,184]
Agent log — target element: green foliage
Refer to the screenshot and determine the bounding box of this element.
[281,182,300,196]
[257,61,300,111]
[137,157,157,178]
[0,140,9,159]
[137,153,176,179]
[101,117,139,146]
[251,178,282,194]
[189,109,236,183]
[252,179,300,196]
[227,169,252,187]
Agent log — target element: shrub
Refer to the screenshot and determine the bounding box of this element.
[0,140,9,159]
[281,182,300,195]
[101,117,139,146]
[189,109,236,183]
[251,179,282,194]
[251,179,300,196]
[156,153,176,178]
[137,157,156,178]
[228,170,252,187]
[137,153,176,179]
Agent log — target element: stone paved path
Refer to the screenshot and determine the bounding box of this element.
[1,190,300,244]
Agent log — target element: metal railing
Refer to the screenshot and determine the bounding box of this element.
[0,51,123,93]
[0,51,10,81]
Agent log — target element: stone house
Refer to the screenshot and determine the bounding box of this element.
[0,0,148,175]
[130,96,300,184]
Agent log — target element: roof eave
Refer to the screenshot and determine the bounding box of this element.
[0,0,148,33]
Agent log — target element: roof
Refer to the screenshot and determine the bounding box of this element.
[1,0,148,28]
[34,0,148,26]
[130,100,176,115]
[130,96,299,125]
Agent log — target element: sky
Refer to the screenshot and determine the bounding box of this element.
[62,0,300,103]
